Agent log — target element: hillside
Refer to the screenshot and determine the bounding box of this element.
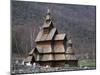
[11,1,96,59]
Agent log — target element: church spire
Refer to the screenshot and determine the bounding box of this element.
[42,9,54,31]
[45,8,51,23]
[47,9,50,14]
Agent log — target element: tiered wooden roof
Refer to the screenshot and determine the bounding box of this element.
[34,9,67,61]
[54,34,66,40]
[25,9,77,64]
[35,28,57,42]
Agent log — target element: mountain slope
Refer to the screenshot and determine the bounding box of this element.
[11,1,96,59]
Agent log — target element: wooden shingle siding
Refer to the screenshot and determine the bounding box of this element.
[54,54,65,60]
[24,56,33,63]
[25,9,78,67]
[41,54,53,61]
[54,34,66,40]
[35,28,57,42]
[54,41,65,53]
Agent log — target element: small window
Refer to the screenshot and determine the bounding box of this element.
[44,28,49,34]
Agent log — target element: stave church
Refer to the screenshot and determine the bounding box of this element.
[24,9,78,67]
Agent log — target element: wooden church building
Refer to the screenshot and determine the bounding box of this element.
[24,9,78,67]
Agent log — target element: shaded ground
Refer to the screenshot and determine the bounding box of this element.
[11,65,95,74]
[11,57,96,74]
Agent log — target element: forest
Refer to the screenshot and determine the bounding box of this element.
[11,1,96,60]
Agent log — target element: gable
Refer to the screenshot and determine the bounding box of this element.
[35,28,57,42]
[28,47,39,55]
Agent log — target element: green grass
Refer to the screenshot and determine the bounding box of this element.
[78,59,96,67]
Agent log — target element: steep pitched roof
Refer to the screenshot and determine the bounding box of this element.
[35,28,57,42]
[36,45,52,53]
[42,21,53,28]
[28,48,35,55]
[28,48,39,55]
[54,34,66,40]
[45,15,51,21]
[24,56,33,63]
[35,47,42,53]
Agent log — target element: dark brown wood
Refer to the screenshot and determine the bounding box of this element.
[25,9,78,67]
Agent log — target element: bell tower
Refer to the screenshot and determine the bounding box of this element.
[42,9,54,34]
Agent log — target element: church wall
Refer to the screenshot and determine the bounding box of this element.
[65,60,78,67]
[54,40,65,53]
[52,61,65,67]
[36,41,52,53]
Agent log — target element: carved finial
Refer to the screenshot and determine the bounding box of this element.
[47,8,50,14]
[45,8,51,22]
